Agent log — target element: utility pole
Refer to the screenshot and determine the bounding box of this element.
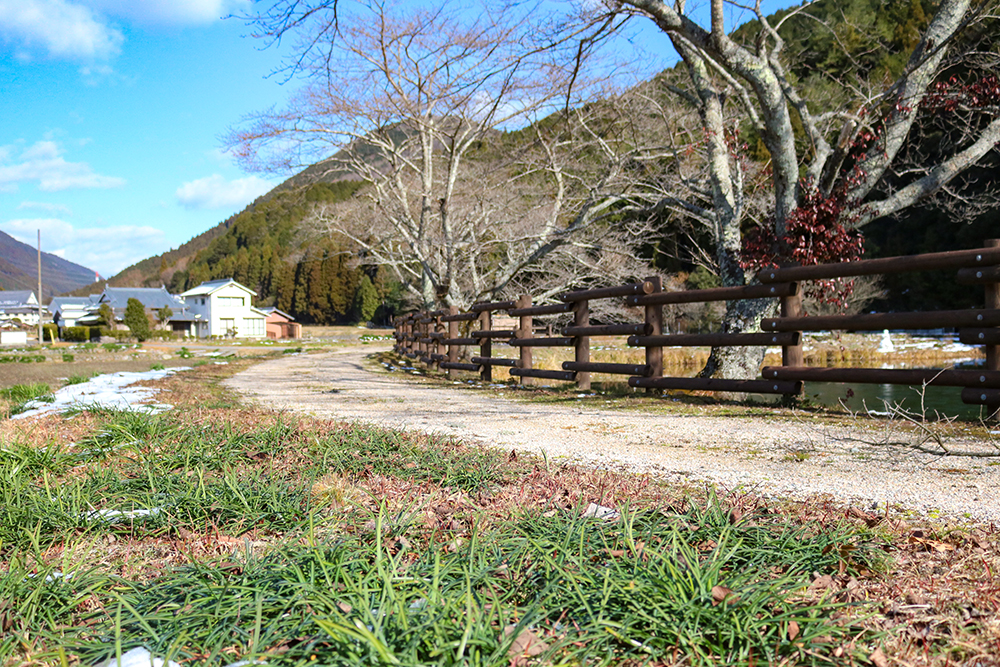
[37,230,43,345]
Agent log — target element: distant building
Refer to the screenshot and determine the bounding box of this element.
[180,278,267,339]
[97,287,184,325]
[260,307,302,340]
[0,290,46,326]
[49,295,101,328]
[165,307,201,337]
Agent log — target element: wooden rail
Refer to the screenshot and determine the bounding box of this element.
[392,240,1000,414]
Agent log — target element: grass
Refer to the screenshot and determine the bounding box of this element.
[0,382,54,416]
[64,373,96,386]
[1,359,997,666]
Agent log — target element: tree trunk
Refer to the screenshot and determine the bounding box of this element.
[699,296,778,382]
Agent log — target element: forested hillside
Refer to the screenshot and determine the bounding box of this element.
[166,179,400,324]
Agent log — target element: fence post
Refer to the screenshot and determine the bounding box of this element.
[432,312,443,370]
[574,299,590,390]
[644,276,663,390]
[410,314,418,357]
[419,313,429,361]
[516,294,533,385]
[479,309,492,383]
[987,239,999,373]
[447,306,459,380]
[780,283,804,368]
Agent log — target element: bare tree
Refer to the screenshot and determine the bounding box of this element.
[229,1,659,309]
[302,94,668,309]
[545,0,1000,378]
[238,0,1000,378]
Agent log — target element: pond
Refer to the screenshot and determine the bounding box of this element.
[661,347,990,420]
[803,374,984,421]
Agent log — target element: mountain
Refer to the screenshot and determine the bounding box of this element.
[0,230,99,298]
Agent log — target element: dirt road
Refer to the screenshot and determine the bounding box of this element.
[225,346,1000,523]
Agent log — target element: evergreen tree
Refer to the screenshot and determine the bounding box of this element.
[305,254,329,322]
[123,298,151,342]
[353,274,380,324]
[276,260,296,314]
[97,303,115,329]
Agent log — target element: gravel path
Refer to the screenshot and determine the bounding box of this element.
[225,347,1000,524]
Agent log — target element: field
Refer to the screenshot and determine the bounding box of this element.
[0,355,998,666]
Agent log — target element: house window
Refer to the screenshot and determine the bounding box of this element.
[219,318,237,336]
[200,298,205,305]
[218,296,245,307]
[243,318,264,336]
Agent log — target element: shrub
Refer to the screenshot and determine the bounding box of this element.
[62,326,90,342]
[61,353,75,363]
[42,324,58,342]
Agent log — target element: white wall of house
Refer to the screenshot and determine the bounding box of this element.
[182,281,266,339]
[54,305,90,328]
[0,309,44,326]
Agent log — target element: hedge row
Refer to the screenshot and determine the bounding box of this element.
[0,355,45,363]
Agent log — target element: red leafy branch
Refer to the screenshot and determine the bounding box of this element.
[922,75,1000,113]
[741,183,864,307]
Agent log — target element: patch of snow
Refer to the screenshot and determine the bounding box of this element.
[582,502,620,522]
[11,368,190,420]
[28,570,74,583]
[95,647,181,667]
[84,508,162,524]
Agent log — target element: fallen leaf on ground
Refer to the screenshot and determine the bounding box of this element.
[502,625,548,664]
[711,585,738,605]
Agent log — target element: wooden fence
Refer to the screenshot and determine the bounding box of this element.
[393,240,1000,413]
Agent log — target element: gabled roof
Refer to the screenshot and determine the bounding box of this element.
[167,307,201,323]
[181,278,257,298]
[99,287,183,310]
[49,296,94,310]
[259,307,296,321]
[0,291,37,308]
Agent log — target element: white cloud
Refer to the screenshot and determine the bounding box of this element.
[0,0,122,60]
[0,140,125,192]
[82,0,248,25]
[18,201,73,215]
[176,174,273,210]
[1,217,166,277]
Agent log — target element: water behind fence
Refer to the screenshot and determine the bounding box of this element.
[394,240,1000,417]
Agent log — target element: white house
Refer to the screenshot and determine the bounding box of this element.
[180,278,267,339]
[49,295,101,328]
[0,291,46,326]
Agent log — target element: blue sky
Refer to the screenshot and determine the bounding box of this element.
[0,0,790,280]
[0,0,290,278]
